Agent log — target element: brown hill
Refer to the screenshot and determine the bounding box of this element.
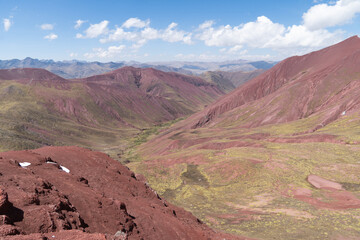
[193,36,360,129]
[79,66,223,126]
[0,66,224,157]
[0,146,242,240]
[0,68,69,88]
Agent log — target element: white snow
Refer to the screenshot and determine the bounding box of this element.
[46,161,70,173]
[341,111,346,116]
[60,165,70,173]
[19,162,31,167]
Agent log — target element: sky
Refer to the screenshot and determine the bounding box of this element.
[0,0,360,62]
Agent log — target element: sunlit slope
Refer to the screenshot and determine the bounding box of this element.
[128,36,360,239]
[0,67,224,155]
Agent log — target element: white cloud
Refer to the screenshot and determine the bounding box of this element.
[197,16,285,47]
[100,27,138,43]
[196,14,344,55]
[76,20,109,39]
[100,20,192,47]
[84,45,126,59]
[141,27,159,40]
[122,17,150,28]
[41,23,54,30]
[3,18,11,31]
[303,0,360,30]
[228,45,243,53]
[74,19,86,29]
[69,52,78,58]
[161,22,192,44]
[198,20,214,30]
[265,25,342,49]
[44,33,58,40]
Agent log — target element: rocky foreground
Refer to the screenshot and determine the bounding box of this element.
[0,146,243,240]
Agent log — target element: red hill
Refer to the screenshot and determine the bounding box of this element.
[0,66,225,154]
[0,146,241,239]
[193,36,360,129]
[0,68,68,88]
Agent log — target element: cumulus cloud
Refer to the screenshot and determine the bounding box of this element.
[196,14,343,55]
[76,20,109,38]
[265,25,342,49]
[303,0,360,30]
[3,18,11,31]
[44,33,58,40]
[41,23,54,30]
[122,17,150,28]
[74,19,86,29]
[197,16,285,47]
[161,22,192,44]
[100,20,192,47]
[198,20,214,30]
[84,45,126,59]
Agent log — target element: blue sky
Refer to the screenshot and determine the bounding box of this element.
[0,0,359,62]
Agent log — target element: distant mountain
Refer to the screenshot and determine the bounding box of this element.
[148,59,277,74]
[201,69,266,93]
[0,57,276,78]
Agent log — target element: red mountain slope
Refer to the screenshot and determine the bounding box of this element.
[193,36,360,129]
[0,68,69,88]
[0,66,225,153]
[79,66,224,127]
[0,146,242,240]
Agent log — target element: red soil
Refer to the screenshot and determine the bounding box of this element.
[200,141,263,150]
[192,36,360,129]
[80,67,224,125]
[0,68,69,89]
[0,146,241,239]
[267,134,343,144]
[286,176,360,210]
[0,66,225,129]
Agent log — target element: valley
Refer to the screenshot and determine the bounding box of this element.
[125,36,360,239]
[1,18,360,240]
[2,1,360,239]
[0,67,224,159]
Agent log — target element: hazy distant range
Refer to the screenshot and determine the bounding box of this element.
[0,57,277,79]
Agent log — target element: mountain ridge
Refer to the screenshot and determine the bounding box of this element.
[0,57,276,79]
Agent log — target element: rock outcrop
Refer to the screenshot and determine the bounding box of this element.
[0,146,240,239]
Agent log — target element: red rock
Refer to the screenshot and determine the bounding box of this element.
[0,225,21,237]
[0,189,9,212]
[0,146,241,240]
[307,175,343,190]
[4,230,106,240]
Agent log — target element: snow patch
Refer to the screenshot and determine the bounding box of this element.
[60,165,70,173]
[19,162,31,167]
[341,111,346,116]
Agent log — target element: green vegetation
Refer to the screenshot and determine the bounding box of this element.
[127,109,360,240]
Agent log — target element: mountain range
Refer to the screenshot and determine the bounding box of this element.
[2,35,360,239]
[0,57,275,79]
